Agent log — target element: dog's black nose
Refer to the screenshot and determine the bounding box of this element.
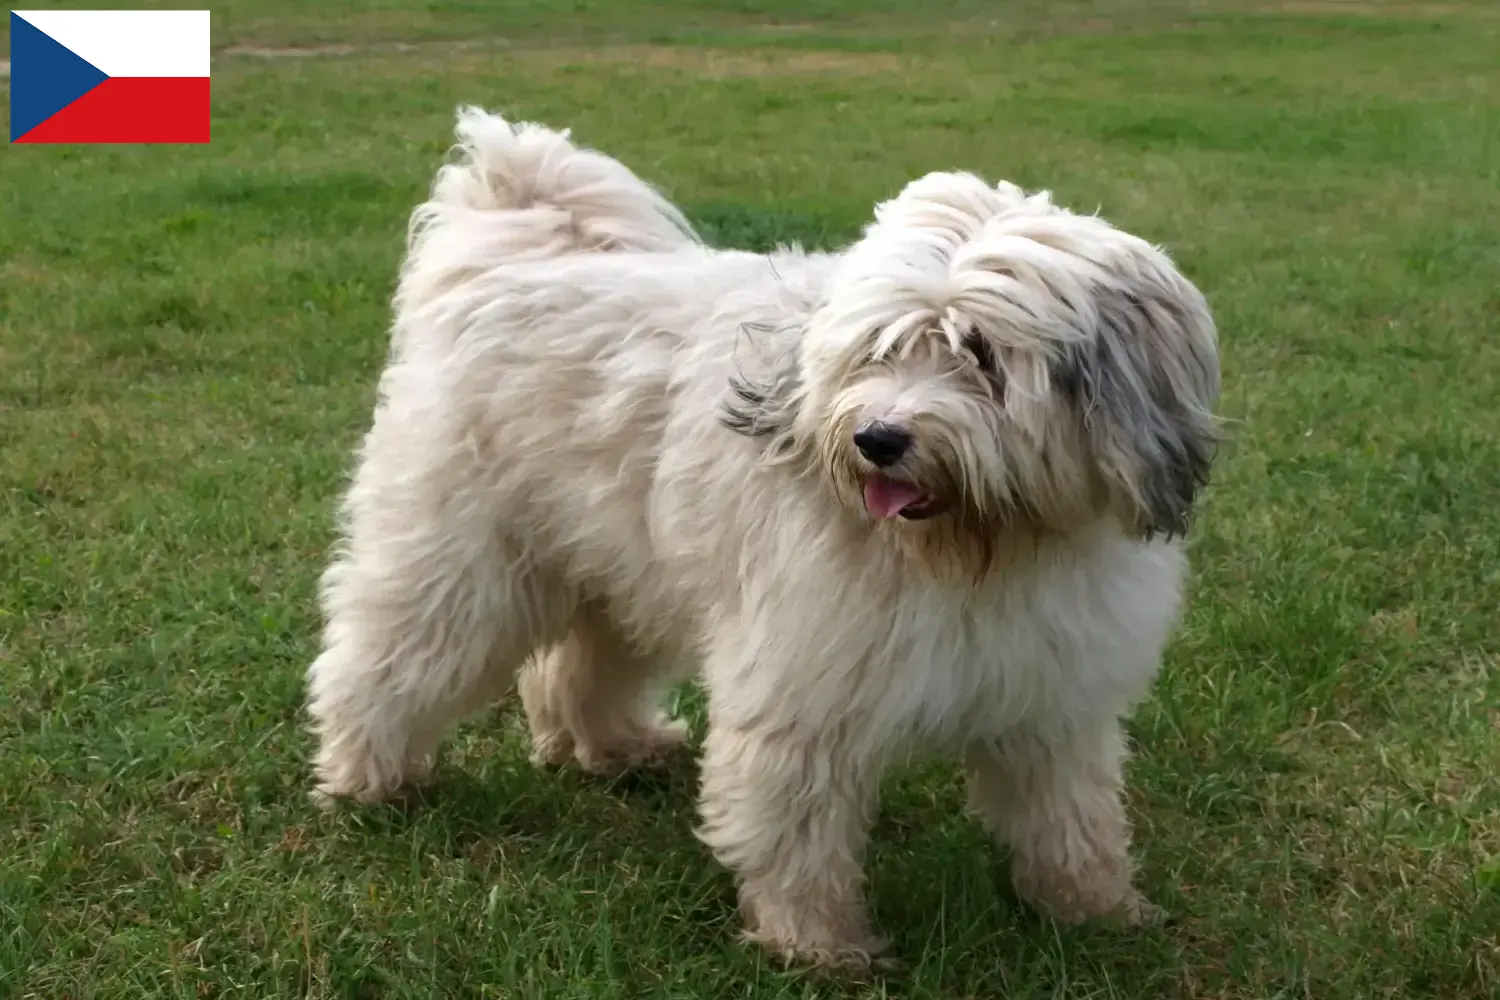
[853,422,912,467]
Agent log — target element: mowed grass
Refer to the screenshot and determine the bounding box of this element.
[3,1,1500,996]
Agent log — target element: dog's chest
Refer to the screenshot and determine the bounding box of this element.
[885,540,1182,743]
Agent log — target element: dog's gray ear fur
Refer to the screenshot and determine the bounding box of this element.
[1058,273,1220,539]
[721,325,804,458]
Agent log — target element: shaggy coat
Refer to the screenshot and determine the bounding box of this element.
[306,108,1220,966]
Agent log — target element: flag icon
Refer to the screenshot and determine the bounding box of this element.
[9,9,211,144]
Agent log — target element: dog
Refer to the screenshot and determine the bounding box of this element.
[305,107,1220,966]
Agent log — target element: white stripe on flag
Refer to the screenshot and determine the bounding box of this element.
[13,10,210,78]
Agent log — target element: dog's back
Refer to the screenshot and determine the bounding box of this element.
[393,108,702,357]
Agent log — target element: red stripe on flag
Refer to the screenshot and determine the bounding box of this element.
[14,77,210,144]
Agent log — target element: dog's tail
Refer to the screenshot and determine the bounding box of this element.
[396,107,700,325]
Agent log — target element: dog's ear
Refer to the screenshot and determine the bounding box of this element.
[1057,263,1220,539]
[721,326,804,458]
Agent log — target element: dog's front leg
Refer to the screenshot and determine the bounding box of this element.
[965,716,1159,925]
[696,711,889,968]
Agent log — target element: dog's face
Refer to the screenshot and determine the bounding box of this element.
[724,172,1220,559]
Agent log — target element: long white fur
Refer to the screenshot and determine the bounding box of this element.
[306,107,1219,966]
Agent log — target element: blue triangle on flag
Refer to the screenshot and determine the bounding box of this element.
[10,11,111,142]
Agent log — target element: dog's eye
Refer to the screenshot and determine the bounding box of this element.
[962,332,996,373]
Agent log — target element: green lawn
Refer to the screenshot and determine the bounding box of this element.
[3,1,1499,997]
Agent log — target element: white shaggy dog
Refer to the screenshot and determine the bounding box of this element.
[306,107,1220,966]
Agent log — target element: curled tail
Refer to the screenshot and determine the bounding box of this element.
[396,107,701,334]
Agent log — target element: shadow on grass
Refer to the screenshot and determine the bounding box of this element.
[307,725,1196,998]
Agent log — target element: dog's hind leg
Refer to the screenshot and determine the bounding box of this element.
[965,717,1158,925]
[518,603,689,776]
[306,468,570,804]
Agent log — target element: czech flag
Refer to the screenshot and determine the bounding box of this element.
[9,9,211,144]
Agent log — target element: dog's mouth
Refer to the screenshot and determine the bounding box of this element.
[862,473,943,521]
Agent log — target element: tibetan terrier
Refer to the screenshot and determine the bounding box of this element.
[306,108,1220,966]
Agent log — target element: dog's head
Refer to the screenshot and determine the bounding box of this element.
[723,171,1220,561]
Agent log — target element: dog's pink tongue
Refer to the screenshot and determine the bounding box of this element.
[863,476,924,519]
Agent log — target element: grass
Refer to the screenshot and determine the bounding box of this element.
[3,0,1499,996]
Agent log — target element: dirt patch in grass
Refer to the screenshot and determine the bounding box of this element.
[223,43,364,58]
[221,40,906,78]
[221,39,500,59]
[555,44,907,78]
[220,39,906,81]
[1260,1,1495,16]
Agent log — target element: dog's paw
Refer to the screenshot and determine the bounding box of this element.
[1117,892,1166,927]
[748,930,893,971]
[740,893,891,972]
[575,719,691,776]
[527,729,576,769]
[310,747,437,808]
[1017,873,1164,929]
[308,780,400,809]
